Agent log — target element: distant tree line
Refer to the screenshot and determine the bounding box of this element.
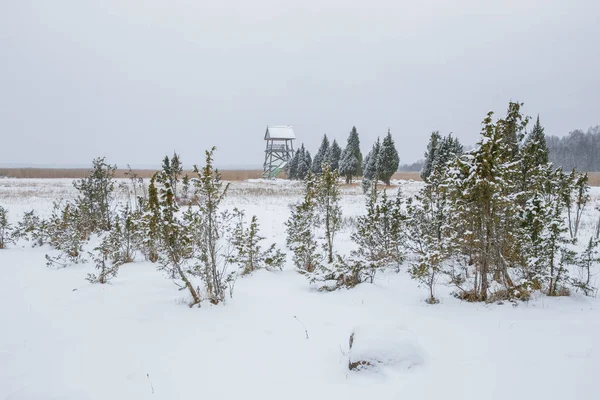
[547,125,600,171]
[287,126,399,189]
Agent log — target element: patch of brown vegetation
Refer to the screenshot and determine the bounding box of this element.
[0,168,263,181]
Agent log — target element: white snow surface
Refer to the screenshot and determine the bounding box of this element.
[1,178,600,399]
[349,324,425,371]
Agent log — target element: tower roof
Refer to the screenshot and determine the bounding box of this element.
[265,125,295,140]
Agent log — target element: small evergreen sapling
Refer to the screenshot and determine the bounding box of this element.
[339,127,363,183]
[11,210,45,247]
[73,157,116,232]
[311,135,330,174]
[315,164,342,264]
[45,202,89,268]
[362,139,381,192]
[326,139,342,172]
[350,184,404,283]
[229,211,285,275]
[377,129,400,186]
[0,206,13,249]
[191,147,236,305]
[286,173,322,273]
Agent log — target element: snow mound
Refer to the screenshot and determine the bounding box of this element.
[348,324,425,371]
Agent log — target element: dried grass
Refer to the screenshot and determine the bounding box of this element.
[2,169,599,186]
[0,168,263,181]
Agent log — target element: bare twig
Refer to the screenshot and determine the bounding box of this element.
[294,316,309,339]
[146,373,155,395]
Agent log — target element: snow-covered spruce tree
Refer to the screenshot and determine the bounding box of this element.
[518,116,550,196]
[286,172,322,273]
[0,206,13,249]
[350,126,363,175]
[420,131,441,182]
[378,129,400,186]
[191,147,236,305]
[311,135,330,174]
[406,166,449,304]
[287,147,301,180]
[326,139,342,172]
[339,126,363,183]
[502,101,527,160]
[45,201,89,268]
[229,210,285,275]
[151,169,201,306]
[296,145,312,180]
[433,134,463,173]
[315,164,342,264]
[338,149,358,185]
[362,139,381,192]
[442,110,523,301]
[73,157,116,232]
[350,183,405,284]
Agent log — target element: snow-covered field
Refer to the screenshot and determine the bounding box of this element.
[1,178,600,400]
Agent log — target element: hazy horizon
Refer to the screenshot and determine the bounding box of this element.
[2,1,599,168]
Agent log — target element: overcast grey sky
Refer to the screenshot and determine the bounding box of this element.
[1,0,599,168]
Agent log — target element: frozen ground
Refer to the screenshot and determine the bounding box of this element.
[1,178,599,400]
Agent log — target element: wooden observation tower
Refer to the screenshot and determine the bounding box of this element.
[263,125,296,179]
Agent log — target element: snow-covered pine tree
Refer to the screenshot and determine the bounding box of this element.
[443,110,521,301]
[348,126,363,175]
[339,127,363,183]
[378,129,400,186]
[326,139,342,172]
[86,205,141,285]
[296,145,311,180]
[338,149,359,184]
[229,211,286,275]
[524,116,549,165]
[361,139,381,192]
[502,101,527,159]
[73,157,116,232]
[311,135,330,174]
[421,131,441,182]
[315,164,342,264]
[191,147,235,305]
[0,206,13,249]
[140,174,161,262]
[286,173,322,273]
[350,183,404,283]
[11,209,45,247]
[150,168,201,306]
[287,147,301,180]
[44,201,89,268]
[433,134,463,173]
[406,165,449,304]
[87,236,120,284]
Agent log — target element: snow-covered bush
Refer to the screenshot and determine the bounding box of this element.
[229,211,285,275]
[45,201,89,268]
[11,210,45,247]
[0,205,13,249]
